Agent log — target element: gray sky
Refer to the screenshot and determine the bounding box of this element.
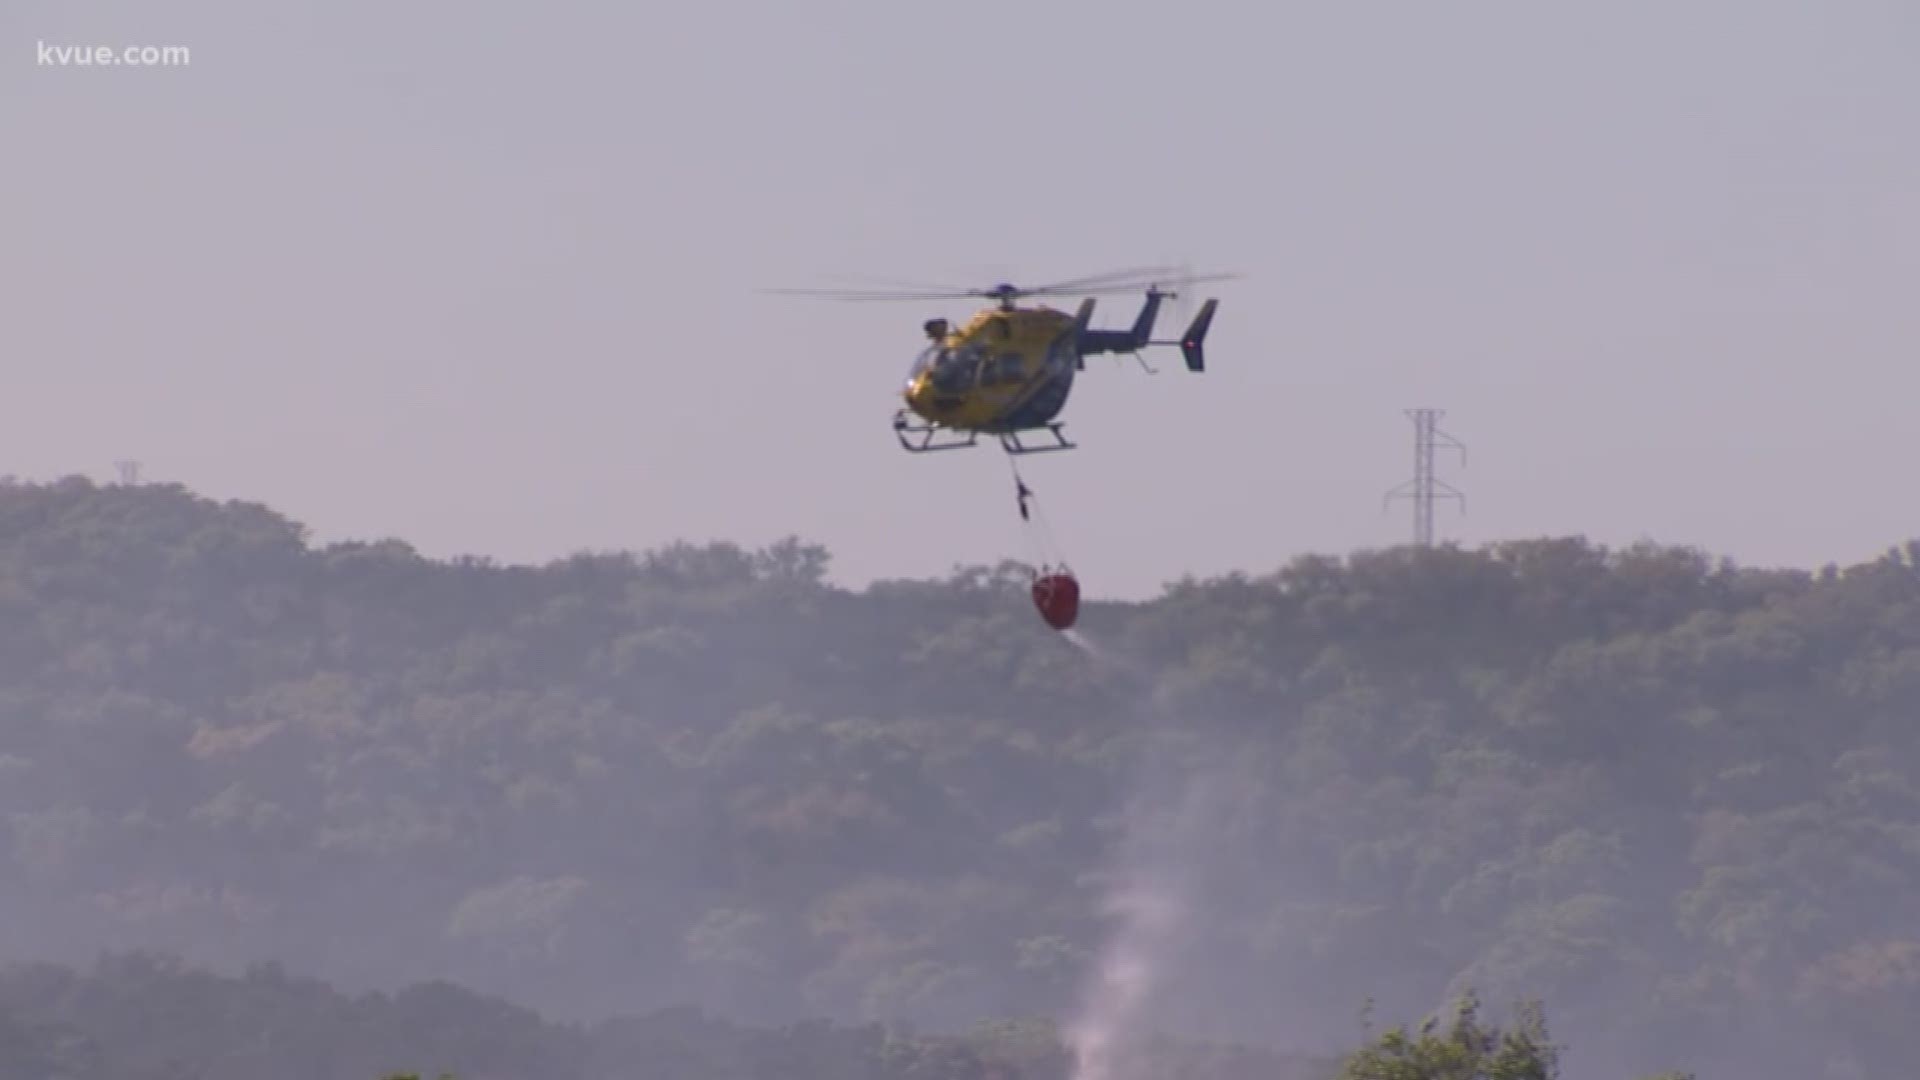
[7,0,1916,598]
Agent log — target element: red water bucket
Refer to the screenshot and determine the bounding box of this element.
[1030,571,1080,630]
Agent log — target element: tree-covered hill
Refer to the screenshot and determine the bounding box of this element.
[3,475,1918,1078]
[0,952,1335,1080]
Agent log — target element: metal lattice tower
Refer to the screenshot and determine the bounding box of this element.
[114,460,143,485]
[1383,408,1465,545]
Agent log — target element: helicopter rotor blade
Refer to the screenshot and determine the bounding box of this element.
[761,266,1240,303]
[759,286,990,301]
[1017,270,1241,298]
[1024,266,1189,292]
[820,273,988,292]
[1155,258,1199,326]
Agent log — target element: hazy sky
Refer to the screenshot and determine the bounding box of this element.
[7,0,1916,598]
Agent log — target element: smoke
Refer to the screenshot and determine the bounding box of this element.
[1056,625,1229,1080]
[1062,876,1186,1080]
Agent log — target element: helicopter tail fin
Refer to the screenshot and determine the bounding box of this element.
[1128,289,1164,349]
[1177,299,1217,372]
[1071,299,1095,369]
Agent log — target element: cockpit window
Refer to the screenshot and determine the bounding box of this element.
[908,344,980,390]
[909,339,991,393]
[909,345,941,380]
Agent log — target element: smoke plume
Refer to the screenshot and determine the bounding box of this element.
[1057,626,1222,1080]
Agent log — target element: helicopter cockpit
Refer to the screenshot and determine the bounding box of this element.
[908,343,983,393]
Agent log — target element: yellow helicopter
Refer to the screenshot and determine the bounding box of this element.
[772,267,1232,454]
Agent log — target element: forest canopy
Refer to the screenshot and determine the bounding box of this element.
[1,476,1917,1079]
[0,952,1330,1080]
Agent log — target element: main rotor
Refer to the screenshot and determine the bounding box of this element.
[765,265,1238,311]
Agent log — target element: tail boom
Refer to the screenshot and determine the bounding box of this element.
[1073,291,1220,373]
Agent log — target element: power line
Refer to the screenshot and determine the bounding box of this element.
[1382,408,1465,545]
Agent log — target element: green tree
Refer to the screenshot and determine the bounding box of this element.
[1338,992,1558,1080]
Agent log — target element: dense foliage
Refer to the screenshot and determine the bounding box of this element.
[1338,993,1560,1080]
[1332,993,1692,1080]
[3,477,1918,1078]
[0,953,1325,1080]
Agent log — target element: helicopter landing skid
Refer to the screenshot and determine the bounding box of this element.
[996,424,1076,455]
[893,411,980,453]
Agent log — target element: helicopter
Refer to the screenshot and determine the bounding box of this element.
[770,267,1233,454]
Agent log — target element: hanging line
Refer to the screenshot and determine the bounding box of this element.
[1004,455,1069,574]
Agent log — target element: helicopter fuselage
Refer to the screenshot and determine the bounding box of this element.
[902,305,1079,435]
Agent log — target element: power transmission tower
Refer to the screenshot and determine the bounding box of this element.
[114,460,143,485]
[1383,408,1465,545]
